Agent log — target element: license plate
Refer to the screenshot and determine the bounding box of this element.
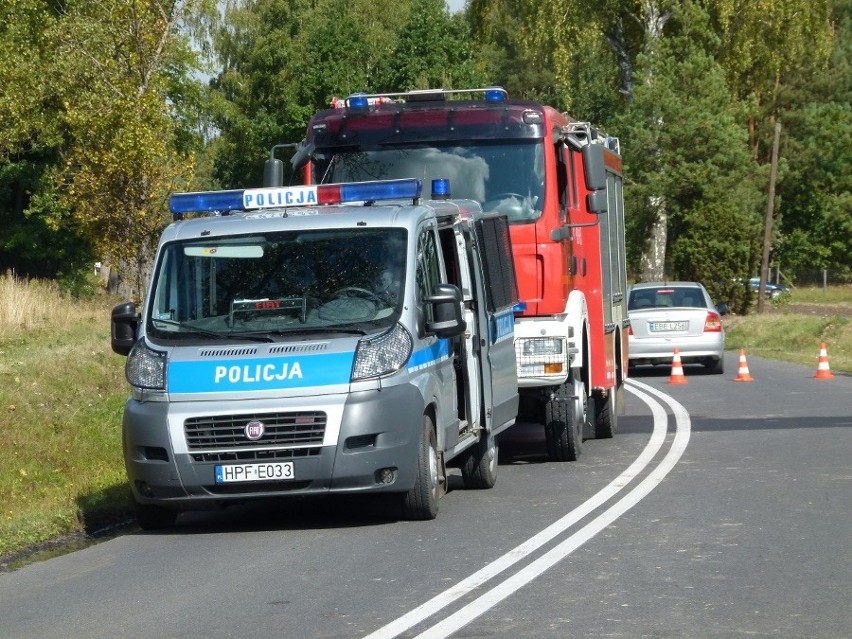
[215,461,295,484]
[651,321,687,332]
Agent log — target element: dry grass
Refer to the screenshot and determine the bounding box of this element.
[1,272,130,559]
[0,271,98,337]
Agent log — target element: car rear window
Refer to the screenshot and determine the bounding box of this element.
[629,287,705,310]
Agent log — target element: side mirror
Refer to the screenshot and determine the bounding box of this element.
[586,190,608,213]
[582,144,607,191]
[111,302,139,356]
[290,141,315,171]
[716,303,729,316]
[424,283,466,338]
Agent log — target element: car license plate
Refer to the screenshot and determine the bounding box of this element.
[651,321,687,332]
[215,461,295,484]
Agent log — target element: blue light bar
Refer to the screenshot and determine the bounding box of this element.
[485,86,507,102]
[169,179,423,216]
[170,190,245,215]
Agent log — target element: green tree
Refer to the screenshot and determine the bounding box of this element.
[773,0,852,280]
[0,1,92,281]
[619,2,762,308]
[376,0,484,90]
[50,0,206,297]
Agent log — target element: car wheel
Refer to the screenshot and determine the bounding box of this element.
[544,379,582,462]
[704,356,724,374]
[460,431,498,489]
[401,414,443,520]
[595,385,618,439]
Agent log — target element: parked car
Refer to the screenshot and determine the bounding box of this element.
[748,276,790,299]
[627,282,726,374]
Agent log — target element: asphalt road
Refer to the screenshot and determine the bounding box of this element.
[1,352,849,638]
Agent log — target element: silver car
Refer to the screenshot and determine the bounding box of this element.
[628,282,726,374]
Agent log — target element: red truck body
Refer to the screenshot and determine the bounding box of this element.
[289,88,628,459]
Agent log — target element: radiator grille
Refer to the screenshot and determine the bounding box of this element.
[184,411,326,450]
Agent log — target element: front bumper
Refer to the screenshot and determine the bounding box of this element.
[122,385,425,511]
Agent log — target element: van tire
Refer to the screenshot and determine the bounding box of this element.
[544,381,582,462]
[135,503,178,531]
[460,432,498,489]
[401,415,441,520]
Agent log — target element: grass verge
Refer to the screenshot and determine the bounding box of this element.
[1,273,132,563]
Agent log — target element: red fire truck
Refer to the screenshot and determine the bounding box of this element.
[274,87,628,462]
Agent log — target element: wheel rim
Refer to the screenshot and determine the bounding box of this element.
[428,444,439,496]
[573,377,587,429]
[487,435,497,476]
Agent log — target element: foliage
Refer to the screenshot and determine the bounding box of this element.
[617,2,762,309]
[0,0,208,294]
[773,1,852,279]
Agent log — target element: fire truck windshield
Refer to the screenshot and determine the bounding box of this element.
[312,141,545,223]
[146,228,407,341]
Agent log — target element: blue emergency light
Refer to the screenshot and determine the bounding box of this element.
[485,87,507,102]
[169,179,423,217]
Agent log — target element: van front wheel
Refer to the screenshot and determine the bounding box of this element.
[401,415,442,520]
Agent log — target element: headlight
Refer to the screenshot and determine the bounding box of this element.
[126,339,166,390]
[520,337,564,357]
[352,323,413,381]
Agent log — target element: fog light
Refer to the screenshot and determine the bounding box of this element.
[135,480,155,498]
[376,468,398,485]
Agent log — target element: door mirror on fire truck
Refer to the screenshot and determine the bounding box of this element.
[424,283,466,338]
[111,302,140,356]
[582,144,607,191]
[587,189,609,213]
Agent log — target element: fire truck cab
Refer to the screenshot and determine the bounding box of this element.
[286,88,628,462]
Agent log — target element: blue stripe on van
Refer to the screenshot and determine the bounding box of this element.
[407,339,450,372]
[167,351,355,394]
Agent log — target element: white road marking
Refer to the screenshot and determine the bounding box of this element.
[364,379,687,639]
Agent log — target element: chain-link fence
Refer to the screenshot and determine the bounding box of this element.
[766,267,851,288]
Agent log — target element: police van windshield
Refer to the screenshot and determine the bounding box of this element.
[147,228,406,341]
[312,141,544,224]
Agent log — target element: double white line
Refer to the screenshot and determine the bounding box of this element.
[364,378,691,639]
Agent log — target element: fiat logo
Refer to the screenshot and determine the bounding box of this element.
[244,420,265,440]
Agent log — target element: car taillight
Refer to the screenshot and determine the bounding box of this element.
[704,311,722,332]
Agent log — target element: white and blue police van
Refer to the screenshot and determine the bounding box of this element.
[111,178,519,528]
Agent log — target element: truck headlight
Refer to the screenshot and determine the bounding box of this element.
[352,323,413,380]
[520,337,564,357]
[126,339,166,390]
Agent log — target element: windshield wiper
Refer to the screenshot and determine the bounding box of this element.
[151,319,273,342]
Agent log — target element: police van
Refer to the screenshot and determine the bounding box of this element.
[111,178,519,528]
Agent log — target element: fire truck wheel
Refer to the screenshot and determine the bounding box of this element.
[595,388,618,439]
[401,414,442,520]
[544,382,582,462]
[134,502,178,531]
[460,432,498,489]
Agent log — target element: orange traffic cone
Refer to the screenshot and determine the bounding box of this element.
[813,342,835,380]
[733,349,754,382]
[668,348,688,384]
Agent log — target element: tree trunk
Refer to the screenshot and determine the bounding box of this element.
[640,196,667,281]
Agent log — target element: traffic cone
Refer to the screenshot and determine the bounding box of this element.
[668,348,688,384]
[733,349,754,382]
[813,342,835,380]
